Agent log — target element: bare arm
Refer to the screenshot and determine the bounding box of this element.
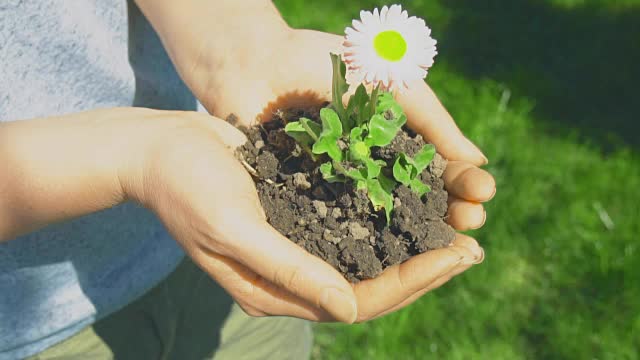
[1,2,490,322]
[133,0,286,54]
[133,0,288,93]
[0,108,150,241]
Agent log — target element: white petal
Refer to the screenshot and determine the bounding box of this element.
[351,19,364,32]
[387,4,402,21]
[381,5,391,24]
[360,10,374,26]
[372,8,381,25]
[341,5,437,91]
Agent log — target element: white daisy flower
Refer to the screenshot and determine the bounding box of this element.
[342,4,437,92]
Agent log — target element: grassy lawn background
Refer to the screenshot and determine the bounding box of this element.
[273,0,640,358]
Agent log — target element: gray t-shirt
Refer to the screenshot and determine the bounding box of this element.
[0,1,198,358]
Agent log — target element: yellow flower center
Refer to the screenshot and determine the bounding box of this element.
[373,30,407,62]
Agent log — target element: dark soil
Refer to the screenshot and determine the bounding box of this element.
[237,107,455,282]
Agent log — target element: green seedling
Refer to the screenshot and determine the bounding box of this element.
[393,144,436,196]
[284,53,436,223]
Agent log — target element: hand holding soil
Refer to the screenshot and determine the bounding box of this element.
[135,112,491,324]
[120,112,489,324]
[236,106,492,321]
[140,2,495,322]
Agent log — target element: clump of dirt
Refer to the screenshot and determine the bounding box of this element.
[237,107,455,282]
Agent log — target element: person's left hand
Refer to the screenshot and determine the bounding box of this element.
[174,23,496,321]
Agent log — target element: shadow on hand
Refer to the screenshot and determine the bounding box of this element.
[258,90,329,124]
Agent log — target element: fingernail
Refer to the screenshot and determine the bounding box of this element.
[488,187,497,201]
[474,247,485,264]
[465,137,489,165]
[321,288,357,324]
[469,243,484,260]
[453,246,485,265]
[470,211,487,230]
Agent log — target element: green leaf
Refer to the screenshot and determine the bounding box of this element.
[366,178,394,223]
[400,154,419,179]
[346,168,366,181]
[393,155,412,186]
[349,126,365,142]
[409,178,431,196]
[412,144,436,174]
[284,121,314,146]
[284,118,322,147]
[347,84,369,126]
[320,162,343,183]
[394,152,432,196]
[299,117,321,141]
[362,85,381,122]
[376,92,405,120]
[330,53,350,131]
[365,113,406,147]
[364,158,382,179]
[378,173,397,193]
[312,108,343,161]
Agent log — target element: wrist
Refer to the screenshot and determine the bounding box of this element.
[201,1,290,61]
[136,0,289,79]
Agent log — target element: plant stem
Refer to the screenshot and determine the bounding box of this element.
[301,144,317,161]
[301,121,319,141]
[332,160,350,177]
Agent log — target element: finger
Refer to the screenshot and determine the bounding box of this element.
[212,78,275,127]
[179,111,249,148]
[191,249,332,321]
[373,263,473,319]
[354,233,483,321]
[205,117,249,149]
[443,161,496,202]
[447,197,486,230]
[397,80,488,166]
[212,218,357,323]
[371,235,484,319]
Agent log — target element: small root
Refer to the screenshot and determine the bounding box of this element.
[240,158,259,177]
[237,152,275,185]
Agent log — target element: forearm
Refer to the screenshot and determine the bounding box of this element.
[0,108,153,242]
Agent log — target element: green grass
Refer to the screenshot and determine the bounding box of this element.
[274,0,640,358]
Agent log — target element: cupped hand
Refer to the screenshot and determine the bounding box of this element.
[122,111,356,322]
[126,111,492,323]
[177,27,495,322]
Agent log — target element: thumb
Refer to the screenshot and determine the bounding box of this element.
[397,80,489,166]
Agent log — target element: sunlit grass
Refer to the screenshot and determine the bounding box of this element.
[274,0,640,358]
